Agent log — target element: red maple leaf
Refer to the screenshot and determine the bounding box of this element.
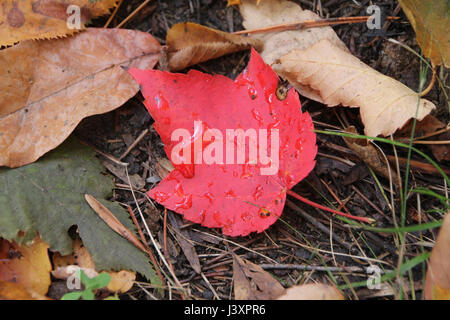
[129,49,347,236]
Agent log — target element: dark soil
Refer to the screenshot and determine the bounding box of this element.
[74,0,449,300]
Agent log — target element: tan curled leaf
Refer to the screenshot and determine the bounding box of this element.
[277,283,344,300]
[399,0,450,67]
[0,28,161,168]
[0,236,51,296]
[232,254,285,300]
[85,194,147,254]
[0,0,119,47]
[52,237,136,293]
[166,22,262,71]
[425,213,450,300]
[240,0,435,137]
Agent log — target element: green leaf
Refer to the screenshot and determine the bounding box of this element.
[0,137,154,280]
[61,291,83,300]
[86,273,111,290]
[81,290,95,300]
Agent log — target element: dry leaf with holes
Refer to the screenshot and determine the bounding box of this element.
[0,28,160,168]
[240,0,435,137]
[0,0,119,47]
[0,236,51,297]
[277,283,344,300]
[233,254,285,300]
[52,237,136,294]
[425,213,450,299]
[398,0,449,67]
[166,22,262,71]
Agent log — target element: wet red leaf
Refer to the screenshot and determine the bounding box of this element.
[129,49,317,236]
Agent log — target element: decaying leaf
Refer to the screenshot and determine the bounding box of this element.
[343,126,398,183]
[166,22,262,71]
[0,281,49,300]
[53,237,136,294]
[0,0,119,46]
[277,283,344,300]
[425,213,450,300]
[0,236,51,296]
[395,115,450,162]
[233,254,285,300]
[398,0,450,67]
[240,0,435,137]
[0,28,161,168]
[0,137,154,279]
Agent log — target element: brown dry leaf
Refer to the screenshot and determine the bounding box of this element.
[0,0,119,47]
[0,28,160,168]
[166,22,262,71]
[103,160,146,190]
[425,213,450,300]
[277,283,344,300]
[232,254,285,300]
[240,0,435,137]
[395,115,450,162]
[343,126,398,183]
[85,194,147,254]
[398,0,450,67]
[52,237,136,293]
[0,236,51,296]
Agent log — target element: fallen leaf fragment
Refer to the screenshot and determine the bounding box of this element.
[53,238,136,294]
[276,283,344,300]
[240,0,435,137]
[0,236,51,296]
[395,115,450,162]
[399,0,450,67]
[129,48,317,236]
[0,0,119,46]
[0,281,49,300]
[85,194,147,254]
[425,213,450,300]
[166,22,262,71]
[233,254,285,300]
[343,126,398,183]
[0,28,161,167]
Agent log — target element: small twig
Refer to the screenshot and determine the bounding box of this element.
[119,128,149,160]
[259,263,390,273]
[104,0,124,28]
[200,272,221,300]
[233,16,400,35]
[117,0,153,28]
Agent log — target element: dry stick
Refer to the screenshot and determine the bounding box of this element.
[103,0,124,28]
[124,166,186,296]
[233,16,400,35]
[119,128,149,160]
[117,0,153,28]
[286,199,352,251]
[413,126,450,141]
[259,263,390,274]
[287,189,374,223]
[127,205,166,287]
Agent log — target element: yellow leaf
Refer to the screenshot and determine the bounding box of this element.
[399,0,450,67]
[0,236,51,296]
[0,0,119,47]
[425,213,450,300]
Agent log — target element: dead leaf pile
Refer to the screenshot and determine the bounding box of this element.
[240,0,435,137]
